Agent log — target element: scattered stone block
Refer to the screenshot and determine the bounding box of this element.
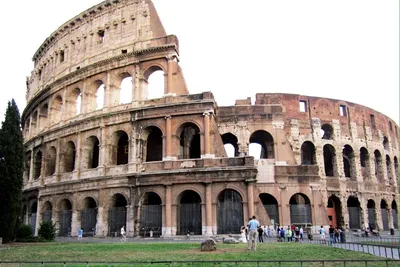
[201,239,216,251]
[223,237,239,244]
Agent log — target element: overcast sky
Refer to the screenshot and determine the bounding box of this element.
[0,0,398,125]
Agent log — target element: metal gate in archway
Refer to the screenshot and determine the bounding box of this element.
[368,208,376,228]
[82,208,97,236]
[217,190,243,234]
[264,204,280,225]
[43,211,52,222]
[59,210,72,236]
[381,209,389,231]
[139,205,162,237]
[290,204,312,225]
[178,203,201,235]
[393,209,398,229]
[348,207,361,229]
[29,213,37,234]
[108,207,126,237]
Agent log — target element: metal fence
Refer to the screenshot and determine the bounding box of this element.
[1,260,399,267]
[305,239,400,260]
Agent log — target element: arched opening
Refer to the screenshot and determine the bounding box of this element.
[221,133,239,157]
[83,136,100,169]
[381,200,389,231]
[321,124,334,140]
[347,196,361,229]
[39,104,49,131]
[177,190,202,235]
[392,201,398,229]
[42,201,52,222]
[59,199,72,236]
[374,150,384,182]
[144,67,164,100]
[394,157,398,181]
[111,131,129,165]
[323,144,337,177]
[63,141,76,173]
[360,147,370,179]
[31,111,38,135]
[33,150,42,180]
[343,145,355,178]
[25,152,31,182]
[259,193,280,225]
[29,201,38,234]
[301,141,316,165]
[327,195,342,228]
[249,143,262,160]
[217,189,243,234]
[68,88,81,116]
[81,197,97,236]
[24,118,30,138]
[367,199,377,230]
[45,146,56,176]
[139,192,162,237]
[178,123,200,159]
[143,126,163,162]
[22,205,27,225]
[386,155,393,181]
[249,130,274,159]
[96,84,105,110]
[119,76,132,104]
[383,136,389,150]
[108,194,127,237]
[51,95,63,124]
[289,193,312,226]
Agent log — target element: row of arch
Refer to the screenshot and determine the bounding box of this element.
[26,122,201,180]
[24,69,165,138]
[328,195,399,230]
[24,191,315,236]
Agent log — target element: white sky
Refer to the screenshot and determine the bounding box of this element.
[0,0,398,125]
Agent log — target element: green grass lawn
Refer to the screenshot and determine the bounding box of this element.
[0,242,397,267]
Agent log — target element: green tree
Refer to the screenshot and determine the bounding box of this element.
[0,99,24,243]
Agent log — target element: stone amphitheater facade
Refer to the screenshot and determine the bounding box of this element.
[22,0,399,237]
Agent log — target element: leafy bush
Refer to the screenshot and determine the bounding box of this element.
[16,224,33,239]
[38,221,57,241]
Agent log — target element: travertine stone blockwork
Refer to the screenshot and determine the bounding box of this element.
[22,1,399,237]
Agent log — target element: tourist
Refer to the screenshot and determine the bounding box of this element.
[247,215,260,250]
[299,226,304,241]
[280,227,285,242]
[239,226,247,243]
[329,225,335,242]
[258,226,264,243]
[120,225,127,242]
[77,227,83,241]
[320,225,326,243]
[286,226,292,242]
[334,227,339,243]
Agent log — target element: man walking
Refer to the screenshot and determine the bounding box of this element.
[247,215,260,251]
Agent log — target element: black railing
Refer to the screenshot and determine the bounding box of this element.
[0,260,399,267]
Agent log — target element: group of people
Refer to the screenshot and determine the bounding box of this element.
[276,225,304,242]
[327,225,344,243]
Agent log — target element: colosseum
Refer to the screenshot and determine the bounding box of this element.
[21,0,399,238]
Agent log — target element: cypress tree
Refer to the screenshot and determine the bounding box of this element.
[0,99,24,243]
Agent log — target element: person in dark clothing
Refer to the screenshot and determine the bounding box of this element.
[329,225,335,242]
[258,226,264,242]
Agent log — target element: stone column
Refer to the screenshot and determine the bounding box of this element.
[55,139,62,181]
[164,185,172,236]
[126,205,134,237]
[167,57,175,95]
[98,126,107,176]
[247,182,254,218]
[202,112,213,158]
[71,209,80,237]
[35,198,41,236]
[163,115,173,160]
[205,183,213,235]
[29,150,34,184]
[73,132,82,179]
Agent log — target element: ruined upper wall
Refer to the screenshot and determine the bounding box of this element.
[26,0,169,103]
[254,93,399,144]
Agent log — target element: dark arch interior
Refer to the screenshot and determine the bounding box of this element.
[83,197,97,209]
[321,124,333,139]
[60,199,72,210]
[142,192,162,205]
[289,193,310,205]
[367,200,375,208]
[259,193,278,205]
[112,194,128,207]
[146,127,163,162]
[221,133,239,157]
[347,197,360,207]
[179,123,200,159]
[180,190,201,203]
